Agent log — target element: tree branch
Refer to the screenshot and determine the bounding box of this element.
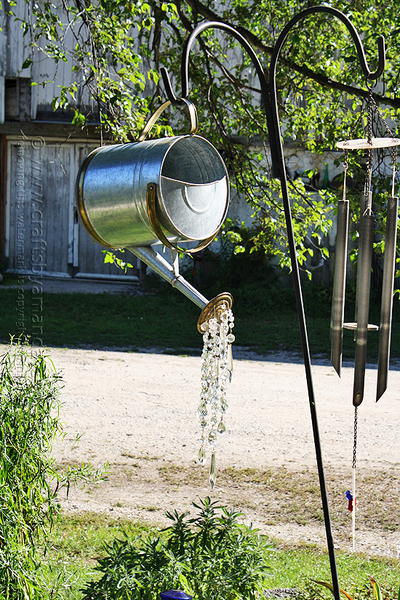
[184,0,400,109]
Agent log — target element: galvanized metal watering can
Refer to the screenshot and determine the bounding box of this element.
[78,100,229,251]
[77,100,232,314]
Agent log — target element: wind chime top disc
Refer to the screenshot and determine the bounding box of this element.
[336,137,400,150]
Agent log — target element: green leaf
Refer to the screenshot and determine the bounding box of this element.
[313,580,354,600]
[21,57,32,69]
[370,577,383,600]
[102,251,114,264]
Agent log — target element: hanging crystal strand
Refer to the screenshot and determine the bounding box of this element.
[198,307,234,489]
[198,327,211,465]
[208,317,221,489]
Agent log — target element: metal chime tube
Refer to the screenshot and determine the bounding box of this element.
[377,196,398,400]
[330,199,349,376]
[353,211,374,406]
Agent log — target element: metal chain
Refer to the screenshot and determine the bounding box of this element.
[366,92,374,145]
[368,93,398,173]
[369,93,396,138]
[352,405,358,470]
[364,94,374,213]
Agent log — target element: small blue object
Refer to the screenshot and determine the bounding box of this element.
[160,591,192,600]
[345,490,353,501]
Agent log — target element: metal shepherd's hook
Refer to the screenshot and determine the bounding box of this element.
[160,7,386,600]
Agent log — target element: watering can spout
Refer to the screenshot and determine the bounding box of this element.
[127,246,208,310]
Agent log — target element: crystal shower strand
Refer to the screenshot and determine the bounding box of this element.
[198,308,234,488]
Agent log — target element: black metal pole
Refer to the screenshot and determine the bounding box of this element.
[160,10,386,600]
[268,8,383,599]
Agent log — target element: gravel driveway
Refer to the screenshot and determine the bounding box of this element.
[35,345,399,558]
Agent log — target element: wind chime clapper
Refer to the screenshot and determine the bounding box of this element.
[331,136,400,405]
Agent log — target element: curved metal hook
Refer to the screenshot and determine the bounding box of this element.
[160,20,268,106]
[268,4,386,178]
[161,7,385,106]
[269,5,385,83]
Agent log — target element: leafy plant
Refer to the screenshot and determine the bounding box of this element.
[82,497,272,600]
[312,576,400,600]
[0,339,62,599]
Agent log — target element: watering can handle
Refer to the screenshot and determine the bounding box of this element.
[138,99,199,142]
[146,183,217,255]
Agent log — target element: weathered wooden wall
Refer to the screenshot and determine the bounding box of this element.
[0,1,94,121]
[5,138,136,278]
[0,3,137,280]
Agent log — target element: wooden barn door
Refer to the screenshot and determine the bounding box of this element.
[73,144,137,279]
[6,140,74,277]
[6,139,138,279]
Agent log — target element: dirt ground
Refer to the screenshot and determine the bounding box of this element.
[30,344,399,559]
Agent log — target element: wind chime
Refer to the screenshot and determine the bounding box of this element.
[331,93,399,550]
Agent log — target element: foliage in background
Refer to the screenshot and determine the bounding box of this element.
[12,0,400,274]
[81,497,271,600]
[0,339,62,599]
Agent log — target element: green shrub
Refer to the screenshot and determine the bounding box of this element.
[0,339,62,599]
[82,497,272,600]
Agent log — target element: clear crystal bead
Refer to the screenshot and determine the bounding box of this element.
[197,447,206,465]
[217,420,226,433]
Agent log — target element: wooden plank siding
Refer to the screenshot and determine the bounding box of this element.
[0,3,138,282]
[0,9,6,124]
[0,135,7,266]
[0,2,94,120]
[4,2,32,80]
[31,30,94,120]
[5,138,138,279]
[6,141,71,276]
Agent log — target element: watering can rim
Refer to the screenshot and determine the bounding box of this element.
[161,174,226,187]
[155,134,229,242]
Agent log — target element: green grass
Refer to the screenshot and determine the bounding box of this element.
[1,276,399,358]
[40,512,400,599]
[268,545,400,596]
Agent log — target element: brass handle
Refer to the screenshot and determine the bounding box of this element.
[138,99,199,142]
